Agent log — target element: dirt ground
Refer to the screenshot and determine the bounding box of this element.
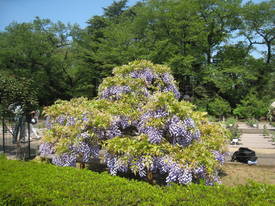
[221,163,275,186]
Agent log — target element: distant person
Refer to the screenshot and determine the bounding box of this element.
[29,110,40,139]
[8,103,26,144]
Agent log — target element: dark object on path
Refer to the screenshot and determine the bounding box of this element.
[231,147,257,165]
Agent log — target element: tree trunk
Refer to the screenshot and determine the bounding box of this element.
[266,42,271,64]
[80,162,86,169]
[206,47,212,64]
[147,171,154,184]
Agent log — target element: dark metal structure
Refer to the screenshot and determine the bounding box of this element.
[0,114,38,160]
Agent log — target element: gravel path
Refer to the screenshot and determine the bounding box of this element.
[0,130,42,160]
[227,122,275,166]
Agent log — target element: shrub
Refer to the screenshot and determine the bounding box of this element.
[0,71,38,115]
[246,118,259,128]
[224,117,238,128]
[233,92,269,119]
[268,100,275,121]
[224,118,241,141]
[229,126,241,141]
[41,60,230,185]
[193,98,208,112]
[0,157,275,206]
[263,125,270,137]
[208,97,231,118]
[207,115,218,122]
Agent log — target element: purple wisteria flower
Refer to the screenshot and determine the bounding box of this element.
[130,68,156,84]
[211,150,225,164]
[161,73,173,84]
[45,116,52,129]
[205,172,221,186]
[101,86,131,100]
[52,153,77,167]
[78,131,90,140]
[167,115,200,147]
[163,84,181,99]
[105,153,128,175]
[158,156,193,185]
[66,116,76,126]
[71,141,99,162]
[39,142,54,156]
[192,166,206,179]
[137,109,168,143]
[56,115,66,125]
[161,73,181,99]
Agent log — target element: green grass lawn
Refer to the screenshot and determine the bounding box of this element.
[0,155,274,206]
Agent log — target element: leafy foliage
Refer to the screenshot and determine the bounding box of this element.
[207,96,231,118]
[1,156,275,206]
[224,118,241,141]
[233,92,270,119]
[0,0,273,119]
[0,71,38,115]
[245,118,259,128]
[0,18,83,105]
[42,60,230,185]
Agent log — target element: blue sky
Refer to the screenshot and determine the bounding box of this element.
[0,0,265,31]
[0,0,140,31]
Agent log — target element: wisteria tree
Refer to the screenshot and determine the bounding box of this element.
[41,60,229,185]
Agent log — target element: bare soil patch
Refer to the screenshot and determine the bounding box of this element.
[221,163,275,186]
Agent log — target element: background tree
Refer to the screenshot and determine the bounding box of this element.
[0,71,38,115]
[0,17,81,105]
[238,0,274,98]
[240,0,274,64]
[0,0,273,119]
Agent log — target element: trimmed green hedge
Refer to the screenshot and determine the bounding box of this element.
[0,156,274,206]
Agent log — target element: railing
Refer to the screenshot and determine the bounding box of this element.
[0,114,39,160]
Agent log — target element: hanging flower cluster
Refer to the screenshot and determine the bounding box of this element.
[41,60,229,185]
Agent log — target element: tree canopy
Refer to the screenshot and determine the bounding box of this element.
[0,0,274,119]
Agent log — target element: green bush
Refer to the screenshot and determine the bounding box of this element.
[0,157,274,206]
[193,98,208,113]
[42,60,230,185]
[208,97,231,118]
[263,125,270,137]
[227,127,241,142]
[229,127,241,141]
[207,115,218,122]
[224,118,241,141]
[268,100,275,121]
[246,118,259,128]
[224,117,238,128]
[233,92,269,119]
[0,71,38,115]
